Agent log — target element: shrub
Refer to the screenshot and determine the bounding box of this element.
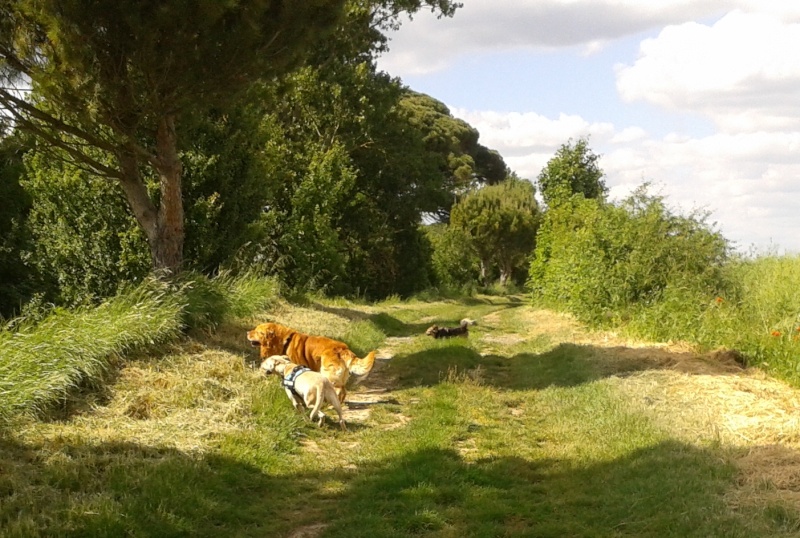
[529,185,730,324]
[424,223,480,291]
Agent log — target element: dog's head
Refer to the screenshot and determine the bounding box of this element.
[425,325,439,337]
[260,355,291,377]
[247,322,293,358]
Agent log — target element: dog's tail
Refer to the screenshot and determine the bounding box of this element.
[346,350,376,382]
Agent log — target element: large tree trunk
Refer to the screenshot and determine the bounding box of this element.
[499,270,510,287]
[152,115,184,274]
[116,115,184,275]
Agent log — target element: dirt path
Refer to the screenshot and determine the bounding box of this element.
[342,303,800,514]
[342,337,409,424]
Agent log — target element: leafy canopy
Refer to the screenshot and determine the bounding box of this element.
[0,0,348,272]
[451,177,541,285]
[537,137,607,207]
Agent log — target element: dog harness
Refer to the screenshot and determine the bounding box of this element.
[282,366,311,398]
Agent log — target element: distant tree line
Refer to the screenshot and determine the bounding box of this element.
[0,0,525,315]
[0,1,729,320]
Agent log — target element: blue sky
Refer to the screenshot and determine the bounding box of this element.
[377,1,800,254]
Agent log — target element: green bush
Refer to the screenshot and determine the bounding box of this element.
[530,182,800,384]
[529,186,730,324]
[22,151,151,306]
[424,223,480,292]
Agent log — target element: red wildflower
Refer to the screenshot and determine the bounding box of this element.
[771,330,782,337]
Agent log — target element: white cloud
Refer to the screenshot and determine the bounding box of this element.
[454,108,800,252]
[377,1,800,253]
[615,10,800,132]
[379,0,737,75]
[451,108,614,179]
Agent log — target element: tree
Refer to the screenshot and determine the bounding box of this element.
[450,177,541,286]
[537,137,607,207]
[18,108,270,304]
[424,222,480,291]
[0,0,347,274]
[0,133,34,315]
[232,1,465,298]
[399,92,509,220]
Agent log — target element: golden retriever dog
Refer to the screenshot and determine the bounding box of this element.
[260,355,346,430]
[247,322,376,404]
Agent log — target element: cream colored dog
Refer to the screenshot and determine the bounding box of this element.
[260,355,347,431]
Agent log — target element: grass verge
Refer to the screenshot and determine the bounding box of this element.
[2,294,800,536]
[0,273,280,423]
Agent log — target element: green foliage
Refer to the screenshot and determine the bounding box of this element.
[625,254,800,384]
[240,64,446,298]
[181,113,272,273]
[0,272,281,422]
[21,151,151,306]
[537,137,607,207]
[0,135,34,317]
[19,109,275,305]
[1,0,349,272]
[530,185,730,324]
[0,0,484,303]
[399,92,508,218]
[267,142,358,293]
[451,177,541,286]
[424,223,480,291]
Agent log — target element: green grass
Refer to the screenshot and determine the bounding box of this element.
[621,254,800,385]
[0,281,183,421]
[1,292,798,536]
[0,273,280,422]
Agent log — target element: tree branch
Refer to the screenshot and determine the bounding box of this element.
[0,88,119,154]
[1,101,124,180]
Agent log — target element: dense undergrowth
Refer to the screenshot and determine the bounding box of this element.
[529,188,800,386]
[0,272,281,423]
[623,254,800,382]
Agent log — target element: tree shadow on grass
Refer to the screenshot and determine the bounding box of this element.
[329,443,763,538]
[368,312,434,337]
[388,342,746,391]
[0,435,787,537]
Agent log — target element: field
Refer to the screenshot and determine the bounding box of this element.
[2,294,800,537]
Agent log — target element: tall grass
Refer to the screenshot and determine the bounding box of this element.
[179,270,281,329]
[527,187,800,386]
[0,273,281,422]
[625,254,800,383]
[0,280,182,421]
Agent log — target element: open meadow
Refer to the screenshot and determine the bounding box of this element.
[2,293,800,537]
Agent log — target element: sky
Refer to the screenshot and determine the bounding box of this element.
[376,0,800,255]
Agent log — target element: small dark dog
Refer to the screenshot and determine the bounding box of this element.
[426,319,475,339]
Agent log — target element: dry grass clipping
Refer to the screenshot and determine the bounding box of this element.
[14,343,264,456]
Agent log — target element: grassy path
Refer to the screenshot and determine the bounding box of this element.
[2,295,800,536]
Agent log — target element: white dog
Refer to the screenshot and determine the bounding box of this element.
[260,355,347,431]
